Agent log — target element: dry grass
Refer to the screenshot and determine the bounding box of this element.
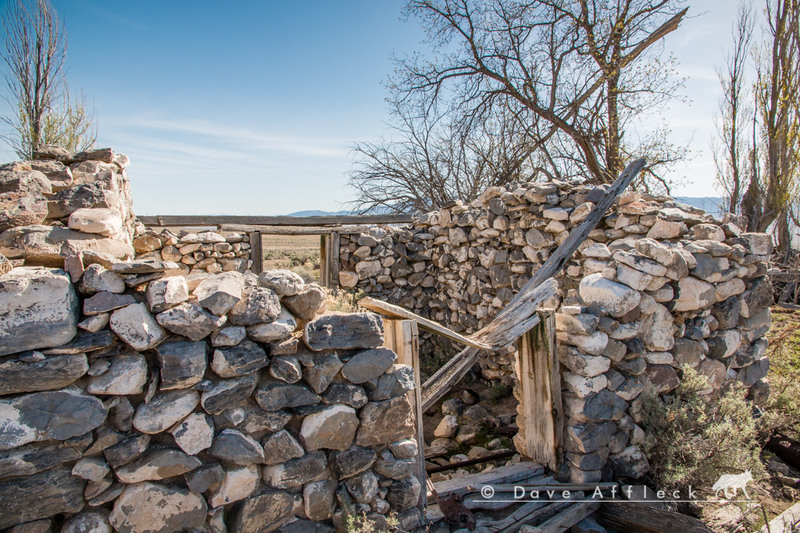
[261,234,321,283]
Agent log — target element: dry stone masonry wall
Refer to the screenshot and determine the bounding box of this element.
[338,180,773,483]
[0,148,423,533]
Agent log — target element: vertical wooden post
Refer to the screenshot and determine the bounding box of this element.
[330,231,340,289]
[513,310,562,471]
[249,232,263,275]
[319,234,329,287]
[383,319,427,509]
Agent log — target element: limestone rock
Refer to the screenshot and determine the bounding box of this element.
[0,267,78,356]
[156,302,227,341]
[269,355,302,383]
[262,451,327,490]
[229,286,281,326]
[304,479,336,521]
[300,404,359,451]
[283,284,327,320]
[579,273,641,317]
[304,352,344,394]
[341,347,397,384]
[609,446,650,479]
[258,269,304,296]
[79,264,125,294]
[255,381,320,411]
[0,225,133,265]
[132,390,199,434]
[87,354,148,395]
[304,313,383,350]
[145,277,189,313]
[211,326,247,347]
[114,449,202,483]
[673,277,716,312]
[68,208,123,237]
[211,340,269,378]
[323,383,368,408]
[0,467,86,529]
[262,429,305,466]
[330,446,376,479]
[200,374,259,415]
[0,434,90,482]
[230,490,294,533]
[110,303,167,351]
[0,389,106,450]
[246,308,297,344]
[368,364,415,400]
[355,396,415,446]
[156,341,207,390]
[642,365,680,393]
[194,272,244,315]
[0,353,87,395]
[339,271,358,288]
[640,303,674,351]
[0,192,48,232]
[209,429,265,465]
[171,413,214,455]
[108,482,207,533]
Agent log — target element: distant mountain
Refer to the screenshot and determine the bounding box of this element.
[287,210,353,217]
[674,197,725,217]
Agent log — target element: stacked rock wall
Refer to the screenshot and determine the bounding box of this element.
[338,180,773,483]
[0,146,136,268]
[0,262,422,532]
[133,228,252,275]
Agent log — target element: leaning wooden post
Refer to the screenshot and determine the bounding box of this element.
[513,310,562,471]
[382,319,427,510]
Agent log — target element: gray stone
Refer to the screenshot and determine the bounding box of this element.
[322,383,368,408]
[110,303,167,350]
[0,191,48,232]
[79,264,125,294]
[739,357,770,387]
[84,292,137,315]
[740,276,773,318]
[208,464,261,507]
[0,434,89,482]
[132,390,199,434]
[0,225,133,265]
[0,389,106,450]
[201,375,259,415]
[115,449,202,483]
[209,429,265,465]
[579,273,641,317]
[0,267,78,356]
[194,272,245,315]
[304,313,383,350]
[145,277,189,313]
[262,429,305,465]
[0,353,87,395]
[62,512,112,533]
[375,450,415,480]
[110,260,180,275]
[41,330,114,355]
[212,340,269,378]
[355,396,415,446]
[330,446,377,479]
[157,341,207,390]
[368,364,415,400]
[341,347,397,384]
[642,365,680,393]
[673,277,716,312]
[283,284,327,321]
[672,338,707,367]
[247,306,297,343]
[640,303,674,351]
[108,482,207,533]
[304,479,336,521]
[390,439,418,460]
[387,476,421,510]
[103,434,150,468]
[238,407,291,435]
[564,389,627,423]
[564,422,617,453]
[211,326,247,347]
[88,354,147,395]
[156,302,227,341]
[300,404,359,451]
[230,490,294,533]
[304,352,343,394]
[184,462,225,493]
[258,269,305,296]
[344,470,379,503]
[269,356,302,383]
[229,286,281,326]
[0,467,85,529]
[255,381,320,411]
[171,413,214,455]
[262,451,327,490]
[609,446,650,479]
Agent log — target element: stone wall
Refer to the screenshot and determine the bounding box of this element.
[133,228,252,275]
[0,263,422,532]
[338,180,773,482]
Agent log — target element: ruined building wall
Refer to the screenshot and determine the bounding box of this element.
[338,180,773,482]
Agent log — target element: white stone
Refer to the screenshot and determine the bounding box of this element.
[109,482,207,533]
[715,278,746,302]
[646,219,686,239]
[581,243,611,258]
[208,464,260,508]
[557,330,608,355]
[145,277,189,313]
[644,352,674,365]
[110,303,168,351]
[355,260,381,280]
[193,272,244,315]
[87,354,148,395]
[339,271,359,288]
[616,264,654,291]
[563,372,608,397]
[299,404,359,451]
[579,273,641,317]
[640,303,674,351]
[673,277,716,312]
[78,313,110,332]
[543,207,570,220]
[559,347,611,377]
[171,413,214,455]
[246,307,297,343]
[434,415,458,438]
[68,208,123,237]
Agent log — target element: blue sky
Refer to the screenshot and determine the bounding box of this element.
[0,1,754,215]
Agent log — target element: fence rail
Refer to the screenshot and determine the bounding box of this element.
[138,214,416,227]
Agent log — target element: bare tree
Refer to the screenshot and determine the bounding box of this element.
[714,3,755,214]
[1,0,95,159]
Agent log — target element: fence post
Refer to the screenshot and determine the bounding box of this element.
[249,232,263,275]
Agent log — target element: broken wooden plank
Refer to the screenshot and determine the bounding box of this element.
[761,500,800,533]
[514,312,561,470]
[524,501,600,533]
[432,462,545,499]
[360,297,495,350]
[461,475,553,511]
[421,158,645,412]
[598,502,715,533]
[494,501,574,533]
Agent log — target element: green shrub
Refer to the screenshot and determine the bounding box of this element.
[640,366,763,494]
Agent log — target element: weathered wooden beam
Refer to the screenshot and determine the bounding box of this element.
[761,500,800,533]
[598,502,715,533]
[432,462,545,499]
[359,297,496,351]
[330,232,340,289]
[219,224,370,234]
[138,214,416,227]
[248,232,263,275]
[420,159,645,412]
[525,501,600,533]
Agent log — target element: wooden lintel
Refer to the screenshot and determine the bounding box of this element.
[359,297,496,351]
[138,214,416,227]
